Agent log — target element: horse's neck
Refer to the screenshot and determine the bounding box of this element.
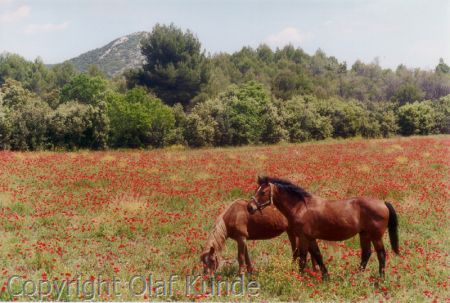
[203,215,228,254]
[274,192,305,221]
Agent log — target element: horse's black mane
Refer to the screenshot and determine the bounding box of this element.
[258,176,311,201]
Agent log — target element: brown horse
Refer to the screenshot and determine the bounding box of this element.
[201,199,316,275]
[248,176,399,278]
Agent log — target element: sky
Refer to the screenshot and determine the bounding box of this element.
[0,0,449,69]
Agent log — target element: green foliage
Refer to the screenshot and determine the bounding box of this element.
[165,103,187,145]
[272,70,313,100]
[393,83,425,105]
[0,80,51,149]
[366,101,399,137]
[281,96,333,142]
[0,53,65,95]
[0,104,11,149]
[50,62,77,88]
[314,98,375,138]
[435,58,450,74]
[7,98,52,150]
[184,98,224,147]
[107,87,175,148]
[0,53,34,86]
[61,74,108,105]
[1,24,450,150]
[0,78,34,108]
[225,81,270,145]
[50,101,109,149]
[137,24,209,106]
[398,101,436,135]
[431,95,450,133]
[185,81,286,147]
[49,101,93,149]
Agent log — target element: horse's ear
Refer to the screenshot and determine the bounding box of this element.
[209,246,215,256]
[257,175,267,185]
[257,175,264,185]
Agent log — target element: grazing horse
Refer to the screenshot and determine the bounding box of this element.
[247,176,399,278]
[201,199,316,275]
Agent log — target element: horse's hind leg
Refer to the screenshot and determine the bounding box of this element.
[309,239,328,279]
[372,238,386,278]
[244,242,254,273]
[359,232,372,271]
[236,237,247,274]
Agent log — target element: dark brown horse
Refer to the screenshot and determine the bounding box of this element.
[201,199,316,275]
[248,176,399,278]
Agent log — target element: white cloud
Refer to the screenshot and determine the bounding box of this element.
[25,21,70,34]
[265,27,312,48]
[0,4,30,23]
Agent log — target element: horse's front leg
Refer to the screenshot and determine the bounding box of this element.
[298,234,310,274]
[287,229,299,261]
[236,237,246,274]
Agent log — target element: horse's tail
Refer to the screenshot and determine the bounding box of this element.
[385,202,399,255]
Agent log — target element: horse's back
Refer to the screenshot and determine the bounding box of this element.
[223,199,288,240]
[301,196,389,240]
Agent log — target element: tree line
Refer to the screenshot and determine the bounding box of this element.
[0,23,449,150]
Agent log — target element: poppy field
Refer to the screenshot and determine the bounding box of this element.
[0,136,448,301]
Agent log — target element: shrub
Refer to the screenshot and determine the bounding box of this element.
[60,74,107,105]
[107,88,175,148]
[280,96,332,142]
[397,101,436,135]
[8,98,52,150]
[431,95,450,134]
[184,81,285,147]
[49,101,109,149]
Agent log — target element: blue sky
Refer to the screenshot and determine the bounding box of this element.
[0,0,449,69]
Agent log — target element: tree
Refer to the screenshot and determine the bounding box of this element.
[0,53,32,86]
[137,23,209,106]
[50,62,77,88]
[393,83,425,105]
[435,58,450,74]
[272,70,313,100]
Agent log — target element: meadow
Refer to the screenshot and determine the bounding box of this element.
[0,136,448,301]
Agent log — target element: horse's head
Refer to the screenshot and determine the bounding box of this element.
[247,176,274,214]
[200,246,219,275]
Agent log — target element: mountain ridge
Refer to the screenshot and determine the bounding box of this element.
[65,31,148,77]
